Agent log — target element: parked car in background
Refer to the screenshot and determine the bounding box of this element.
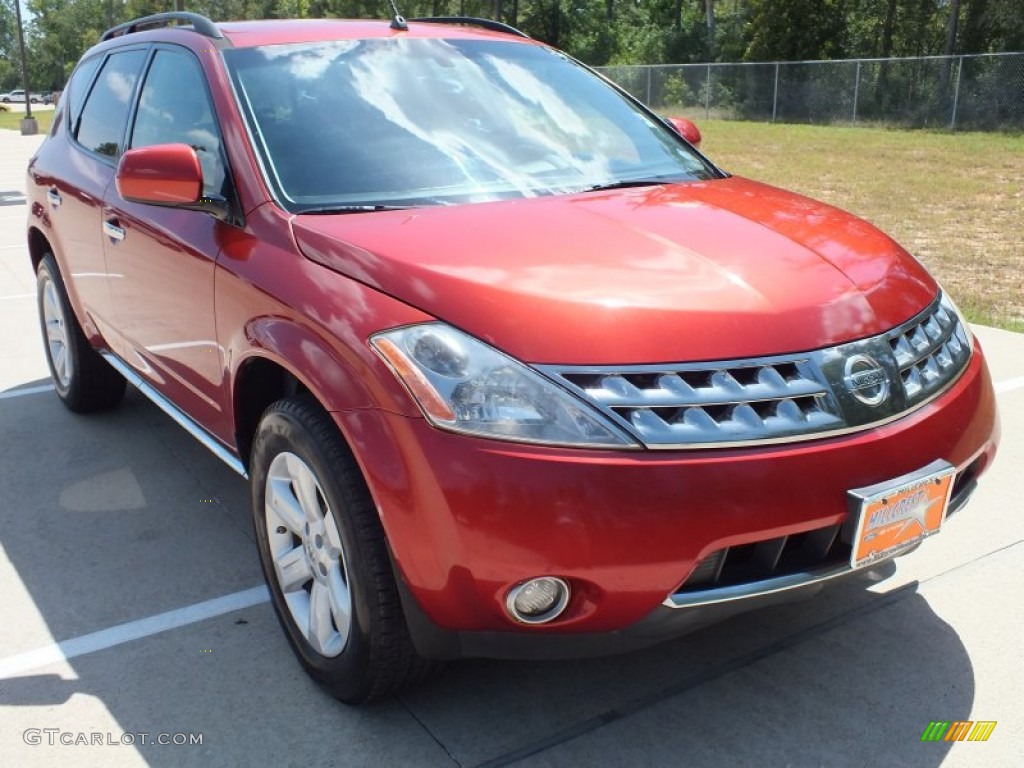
[27,11,999,705]
[1,89,42,103]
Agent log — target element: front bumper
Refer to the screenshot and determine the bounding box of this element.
[337,342,998,659]
[395,557,889,660]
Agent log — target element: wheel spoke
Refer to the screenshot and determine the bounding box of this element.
[289,457,322,523]
[326,566,352,641]
[274,545,312,593]
[63,343,73,381]
[54,346,67,380]
[322,516,352,644]
[267,477,305,535]
[324,514,344,557]
[44,284,59,318]
[308,581,337,655]
[46,320,63,343]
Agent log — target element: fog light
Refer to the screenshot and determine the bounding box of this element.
[506,577,570,624]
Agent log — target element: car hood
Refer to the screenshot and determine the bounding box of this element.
[292,177,937,364]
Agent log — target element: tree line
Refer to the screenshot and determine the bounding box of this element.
[1,0,1021,92]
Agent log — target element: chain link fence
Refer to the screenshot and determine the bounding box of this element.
[596,52,1024,131]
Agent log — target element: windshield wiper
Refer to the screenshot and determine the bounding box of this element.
[296,204,411,215]
[581,178,684,193]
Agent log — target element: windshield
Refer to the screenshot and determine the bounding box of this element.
[224,38,718,211]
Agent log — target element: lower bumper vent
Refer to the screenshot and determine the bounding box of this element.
[677,456,982,596]
[681,525,848,592]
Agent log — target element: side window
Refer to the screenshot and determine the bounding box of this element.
[130,50,227,198]
[75,50,147,159]
[66,55,103,133]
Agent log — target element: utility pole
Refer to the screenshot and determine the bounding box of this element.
[14,0,37,135]
[175,0,186,11]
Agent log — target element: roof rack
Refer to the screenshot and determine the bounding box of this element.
[100,11,223,42]
[409,16,529,39]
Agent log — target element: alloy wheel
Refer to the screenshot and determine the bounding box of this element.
[264,451,352,657]
[41,275,73,388]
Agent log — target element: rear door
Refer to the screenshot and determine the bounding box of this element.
[102,46,234,435]
[36,49,148,346]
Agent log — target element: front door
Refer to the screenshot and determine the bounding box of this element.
[103,47,234,435]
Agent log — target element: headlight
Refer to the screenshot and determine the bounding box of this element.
[370,323,637,448]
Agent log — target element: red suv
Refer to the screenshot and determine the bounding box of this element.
[27,12,999,703]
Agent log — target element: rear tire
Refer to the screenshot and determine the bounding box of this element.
[36,254,126,413]
[250,396,439,704]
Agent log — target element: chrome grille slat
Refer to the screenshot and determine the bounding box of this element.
[541,293,971,449]
[618,399,843,442]
[887,298,971,407]
[888,302,957,369]
[572,367,828,408]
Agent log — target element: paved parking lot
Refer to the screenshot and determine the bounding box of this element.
[1,130,1022,767]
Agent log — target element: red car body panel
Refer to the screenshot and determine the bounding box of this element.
[101,192,226,429]
[214,203,435,433]
[293,178,936,365]
[339,348,996,632]
[25,19,1000,655]
[32,144,117,345]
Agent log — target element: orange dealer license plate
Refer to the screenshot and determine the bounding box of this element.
[847,460,956,569]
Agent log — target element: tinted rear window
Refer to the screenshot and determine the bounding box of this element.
[75,49,147,159]
[67,55,102,133]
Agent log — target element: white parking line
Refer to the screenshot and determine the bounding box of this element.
[0,293,33,300]
[0,384,54,400]
[0,586,269,679]
[995,374,1024,395]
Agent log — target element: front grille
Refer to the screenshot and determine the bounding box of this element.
[541,293,971,449]
[556,360,843,445]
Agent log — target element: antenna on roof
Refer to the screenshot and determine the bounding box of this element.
[387,0,409,31]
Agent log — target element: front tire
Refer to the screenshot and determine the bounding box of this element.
[36,254,126,412]
[250,396,437,704]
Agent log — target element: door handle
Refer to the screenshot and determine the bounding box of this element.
[103,219,126,243]
[47,188,61,208]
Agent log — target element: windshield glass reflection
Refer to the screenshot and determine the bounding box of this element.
[226,39,715,211]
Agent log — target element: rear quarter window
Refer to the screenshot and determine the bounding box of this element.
[66,55,103,134]
[75,49,148,159]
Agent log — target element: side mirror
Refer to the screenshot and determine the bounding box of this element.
[116,143,228,219]
[665,117,702,149]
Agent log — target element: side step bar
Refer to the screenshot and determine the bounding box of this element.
[100,351,247,479]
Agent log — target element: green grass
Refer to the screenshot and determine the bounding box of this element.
[697,120,1024,332]
[0,109,54,133]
